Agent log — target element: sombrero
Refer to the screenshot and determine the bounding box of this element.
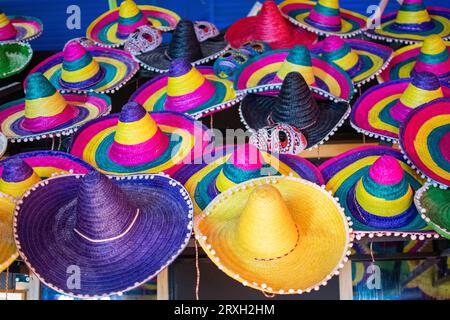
[195,175,352,294]
[225,0,317,50]
[0,73,111,143]
[319,146,432,239]
[379,35,450,83]
[86,0,180,47]
[69,102,211,176]
[399,98,450,188]
[279,0,368,37]
[365,0,450,44]
[240,72,350,149]
[0,42,33,79]
[129,59,242,119]
[135,20,229,73]
[173,143,324,214]
[0,132,6,157]
[14,170,193,298]
[0,11,43,43]
[233,45,354,101]
[26,40,139,94]
[0,192,16,273]
[310,36,393,87]
[351,72,450,142]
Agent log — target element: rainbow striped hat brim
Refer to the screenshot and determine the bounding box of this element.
[0,15,43,43]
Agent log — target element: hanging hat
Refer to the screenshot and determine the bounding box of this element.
[319,146,433,239]
[129,59,242,119]
[26,41,139,93]
[0,132,6,157]
[135,20,229,73]
[365,0,450,44]
[225,0,317,50]
[0,73,111,143]
[0,192,16,273]
[70,102,211,176]
[279,0,368,37]
[351,72,450,142]
[86,0,180,47]
[240,72,350,149]
[0,42,33,79]
[399,98,450,188]
[233,45,354,101]
[195,175,351,294]
[0,11,43,43]
[14,170,193,298]
[415,184,450,239]
[311,36,393,87]
[379,35,450,83]
[173,143,324,214]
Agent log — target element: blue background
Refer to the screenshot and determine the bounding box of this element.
[1,0,447,50]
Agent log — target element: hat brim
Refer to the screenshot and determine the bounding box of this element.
[0,92,111,142]
[0,42,33,79]
[194,176,351,294]
[319,146,432,238]
[399,98,450,187]
[279,0,368,37]
[233,49,354,101]
[351,79,450,142]
[0,133,6,157]
[365,7,450,44]
[86,5,180,47]
[239,94,350,149]
[26,47,139,94]
[69,111,211,176]
[14,173,193,298]
[0,194,18,273]
[173,145,324,214]
[1,15,43,43]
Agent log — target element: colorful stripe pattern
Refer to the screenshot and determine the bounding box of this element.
[0,42,33,79]
[0,13,43,42]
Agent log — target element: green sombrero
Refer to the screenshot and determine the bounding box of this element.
[0,42,32,79]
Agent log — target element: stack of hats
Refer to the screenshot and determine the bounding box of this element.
[0,10,43,42]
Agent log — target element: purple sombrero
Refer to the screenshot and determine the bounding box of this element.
[0,73,111,143]
[26,41,139,94]
[86,0,180,47]
[233,45,354,101]
[0,11,43,43]
[351,72,450,142]
[14,170,193,298]
[130,59,242,119]
[173,143,324,214]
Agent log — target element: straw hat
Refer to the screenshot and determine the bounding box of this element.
[14,170,193,298]
[129,59,242,119]
[174,143,324,214]
[86,0,180,47]
[399,98,450,188]
[0,192,16,273]
[135,20,229,73]
[26,41,139,94]
[0,42,32,79]
[279,0,368,37]
[69,102,211,176]
[233,45,354,101]
[0,132,6,158]
[225,0,317,50]
[0,11,43,43]
[351,72,450,142]
[379,35,450,83]
[0,73,111,143]
[319,146,432,239]
[365,0,450,44]
[240,72,350,149]
[195,175,351,294]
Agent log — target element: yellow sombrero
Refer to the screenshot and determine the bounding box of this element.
[0,193,17,273]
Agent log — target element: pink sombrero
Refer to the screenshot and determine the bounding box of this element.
[0,11,43,43]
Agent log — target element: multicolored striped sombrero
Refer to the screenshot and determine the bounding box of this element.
[129,59,241,119]
[351,72,450,142]
[233,45,354,101]
[0,42,32,79]
[70,102,211,176]
[173,143,324,214]
[0,73,111,143]
[365,0,450,44]
[399,98,450,188]
[319,146,431,239]
[0,11,43,43]
[26,41,139,94]
[279,0,368,37]
[0,192,16,273]
[86,0,180,47]
[310,36,393,87]
[379,35,450,83]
